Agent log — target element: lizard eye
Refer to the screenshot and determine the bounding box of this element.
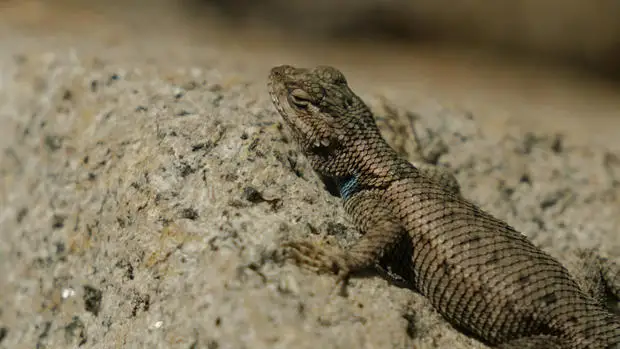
[289,89,312,108]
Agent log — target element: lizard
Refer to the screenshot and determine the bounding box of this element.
[267,64,620,349]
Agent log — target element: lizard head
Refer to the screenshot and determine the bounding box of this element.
[268,65,379,155]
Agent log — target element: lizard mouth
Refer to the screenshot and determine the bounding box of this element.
[267,71,295,125]
[267,66,315,142]
[267,65,340,151]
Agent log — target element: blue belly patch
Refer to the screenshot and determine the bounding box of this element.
[336,174,360,200]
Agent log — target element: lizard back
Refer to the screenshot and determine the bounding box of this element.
[379,172,620,347]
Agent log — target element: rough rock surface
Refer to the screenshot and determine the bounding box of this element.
[0,52,619,349]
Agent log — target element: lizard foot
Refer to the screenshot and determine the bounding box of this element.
[282,240,350,282]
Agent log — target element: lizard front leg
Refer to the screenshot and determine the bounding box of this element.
[283,190,405,282]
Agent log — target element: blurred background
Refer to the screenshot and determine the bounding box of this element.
[198,0,620,77]
[0,0,619,144]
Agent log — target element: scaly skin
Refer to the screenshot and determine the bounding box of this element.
[267,65,620,349]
